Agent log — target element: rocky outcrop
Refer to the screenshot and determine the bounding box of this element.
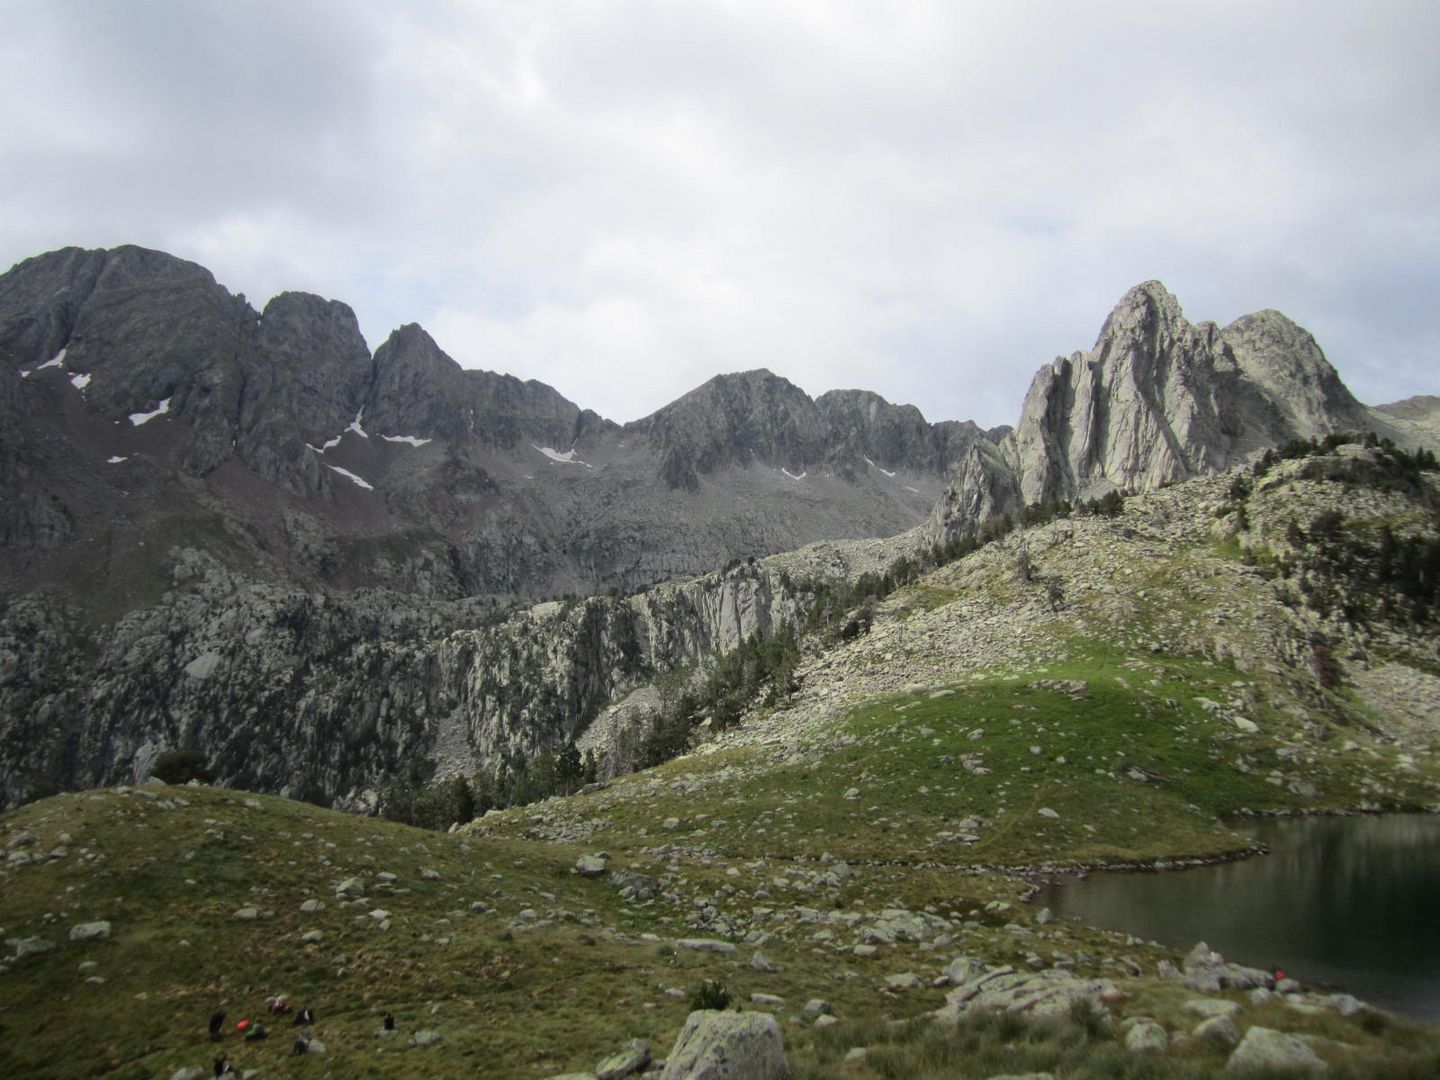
[0,536,870,808]
[930,281,1380,540]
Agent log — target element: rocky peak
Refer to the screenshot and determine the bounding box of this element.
[929,281,1382,541]
[1220,309,1369,435]
[251,291,374,441]
[634,369,829,490]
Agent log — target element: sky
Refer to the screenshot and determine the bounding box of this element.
[1,1,1437,429]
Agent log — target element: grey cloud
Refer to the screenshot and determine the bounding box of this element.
[1,1,1436,429]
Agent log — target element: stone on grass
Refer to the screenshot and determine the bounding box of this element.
[575,854,609,877]
[595,1037,651,1079]
[9,936,54,958]
[676,938,735,955]
[936,963,1118,1022]
[299,899,325,913]
[233,907,258,921]
[300,930,324,944]
[803,999,832,1015]
[1225,1027,1327,1075]
[1323,993,1364,1017]
[410,1029,442,1047]
[167,1067,206,1080]
[68,921,111,942]
[884,973,924,991]
[660,1011,791,1079]
[751,950,776,972]
[1186,998,1241,1019]
[1194,1014,1241,1049]
[1124,1019,1168,1054]
[751,993,785,1007]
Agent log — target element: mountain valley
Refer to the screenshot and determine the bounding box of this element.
[2,245,1439,1077]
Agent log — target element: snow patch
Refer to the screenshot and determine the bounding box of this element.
[781,468,807,481]
[325,464,374,491]
[106,455,129,464]
[904,485,921,494]
[532,444,592,468]
[37,349,66,371]
[382,434,432,447]
[346,409,369,438]
[70,372,92,390]
[864,456,896,478]
[306,434,345,454]
[129,398,172,426]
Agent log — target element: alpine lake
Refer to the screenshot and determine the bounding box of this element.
[1038,813,1440,1022]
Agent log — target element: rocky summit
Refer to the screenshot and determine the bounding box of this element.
[0,247,1438,1076]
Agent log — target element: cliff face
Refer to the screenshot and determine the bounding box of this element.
[0,533,900,810]
[930,282,1380,540]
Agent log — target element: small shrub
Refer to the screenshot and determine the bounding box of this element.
[690,979,732,1011]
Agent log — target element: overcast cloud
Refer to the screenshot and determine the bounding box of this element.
[1,0,1436,427]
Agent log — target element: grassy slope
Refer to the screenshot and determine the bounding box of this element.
[3,462,1440,1078]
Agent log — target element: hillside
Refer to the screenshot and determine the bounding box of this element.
[3,448,1439,1078]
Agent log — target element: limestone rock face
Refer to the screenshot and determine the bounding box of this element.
[930,281,1375,540]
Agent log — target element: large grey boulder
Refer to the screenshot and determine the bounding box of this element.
[1225,1027,1328,1075]
[68,921,111,942]
[936,963,1118,1022]
[660,1011,791,1079]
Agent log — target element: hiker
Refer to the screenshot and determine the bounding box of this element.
[244,1021,268,1042]
[268,993,291,1015]
[235,1019,251,1036]
[209,1011,225,1041]
[292,1035,310,1056]
[212,1054,234,1077]
[383,1011,395,1031]
[295,1006,315,1026]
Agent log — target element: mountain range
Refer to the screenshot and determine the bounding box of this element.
[0,244,1436,809]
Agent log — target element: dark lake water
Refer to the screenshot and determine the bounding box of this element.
[1037,814,1440,1022]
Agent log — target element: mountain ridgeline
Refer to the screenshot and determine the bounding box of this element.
[0,245,1431,810]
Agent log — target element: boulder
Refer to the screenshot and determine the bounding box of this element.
[1225,1027,1327,1075]
[1124,1019,1168,1054]
[410,1029,442,1047]
[936,963,1118,1021]
[68,921,111,942]
[595,1038,651,1079]
[575,854,609,878]
[661,1011,790,1079]
[1194,1014,1241,1049]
